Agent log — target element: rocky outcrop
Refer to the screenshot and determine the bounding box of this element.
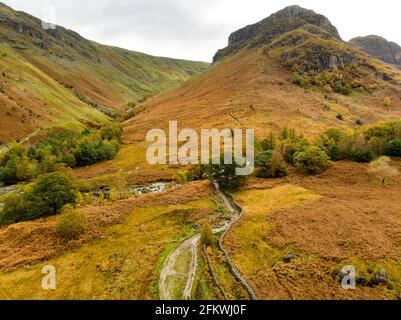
[214,5,341,62]
[280,40,361,73]
[350,35,401,68]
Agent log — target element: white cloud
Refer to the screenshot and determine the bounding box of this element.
[2,0,401,62]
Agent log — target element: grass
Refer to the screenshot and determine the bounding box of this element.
[193,248,219,300]
[166,249,193,300]
[227,185,321,279]
[0,3,209,142]
[0,198,215,300]
[330,257,401,299]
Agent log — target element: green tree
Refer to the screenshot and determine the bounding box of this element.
[200,222,215,247]
[353,135,374,163]
[385,139,401,157]
[255,149,287,178]
[294,146,332,175]
[26,172,78,219]
[74,143,97,167]
[0,193,26,225]
[101,124,123,141]
[206,155,247,191]
[261,133,276,151]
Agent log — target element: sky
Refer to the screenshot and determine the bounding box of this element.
[2,0,401,62]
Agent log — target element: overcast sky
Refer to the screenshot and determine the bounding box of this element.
[3,0,401,62]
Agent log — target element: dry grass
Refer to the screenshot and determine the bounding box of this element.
[0,181,215,299]
[225,161,401,299]
[0,181,212,271]
[123,48,401,144]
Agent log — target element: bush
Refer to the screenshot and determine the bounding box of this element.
[333,82,352,95]
[385,139,401,157]
[255,150,287,178]
[175,170,193,184]
[189,165,207,181]
[294,146,332,175]
[368,156,399,184]
[74,143,98,167]
[200,223,214,247]
[353,135,374,163]
[353,147,375,163]
[56,205,85,240]
[356,119,364,126]
[383,97,392,107]
[0,193,26,225]
[101,124,123,141]
[205,155,247,191]
[281,141,298,165]
[26,172,78,219]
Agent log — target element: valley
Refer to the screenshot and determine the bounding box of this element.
[0,3,401,301]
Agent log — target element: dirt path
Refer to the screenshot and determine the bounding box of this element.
[158,182,255,300]
[159,234,200,300]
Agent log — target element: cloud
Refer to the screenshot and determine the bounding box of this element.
[2,0,401,62]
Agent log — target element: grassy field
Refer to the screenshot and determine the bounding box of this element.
[0,183,215,300]
[225,161,401,300]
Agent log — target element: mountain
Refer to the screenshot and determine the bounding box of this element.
[0,2,208,142]
[214,5,341,62]
[124,5,401,143]
[350,35,401,68]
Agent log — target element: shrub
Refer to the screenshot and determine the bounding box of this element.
[189,164,207,181]
[255,150,287,178]
[333,82,352,95]
[175,170,193,184]
[337,134,354,160]
[385,139,401,157]
[0,193,26,225]
[56,205,85,240]
[261,133,276,151]
[281,141,298,164]
[101,124,123,141]
[356,119,363,126]
[368,137,386,156]
[353,147,375,163]
[353,135,374,163]
[294,146,332,175]
[26,172,78,219]
[200,223,214,247]
[74,143,97,167]
[205,155,247,191]
[270,150,288,177]
[383,97,392,107]
[368,156,399,184]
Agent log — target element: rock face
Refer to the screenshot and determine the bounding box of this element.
[213,5,341,62]
[350,35,401,68]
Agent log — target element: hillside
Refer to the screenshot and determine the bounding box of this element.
[124,5,401,143]
[1,4,401,302]
[350,35,401,68]
[0,2,208,142]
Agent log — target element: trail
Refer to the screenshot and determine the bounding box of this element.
[158,182,257,300]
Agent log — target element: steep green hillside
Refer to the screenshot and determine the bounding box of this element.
[0,2,208,142]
